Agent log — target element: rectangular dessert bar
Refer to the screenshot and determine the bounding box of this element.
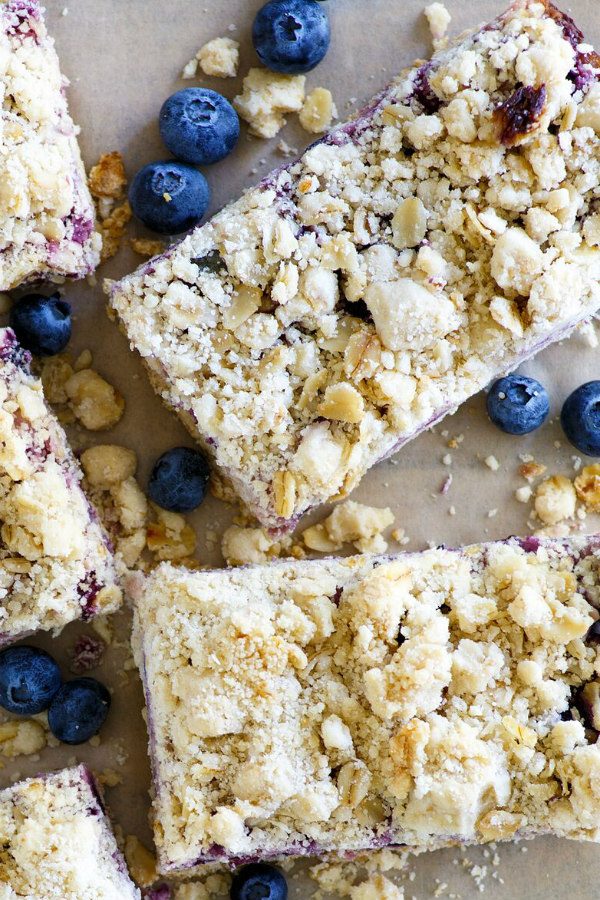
[110,0,600,532]
[0,764,140,898]
[130,535,600,875]
[0,0,100,289]
[0,327,121,644]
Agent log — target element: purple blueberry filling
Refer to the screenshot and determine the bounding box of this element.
[68,214,94,245]
[78,765,106,816]
[0,329,31,369]
[78,575,102,621]
[69,633,105,674]
[3,0,41,41]
[543,0,600,91]
[143,887,171,900]
[410,63,442,114]
[494,84,547,145]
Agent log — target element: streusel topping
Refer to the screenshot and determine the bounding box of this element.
[0,0,100,288]
[110,1,600,530]
[132,535,600,871]
[0,766,140,898]
[0,329,121,642]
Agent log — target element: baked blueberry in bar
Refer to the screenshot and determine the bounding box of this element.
[0,0,100,289]
[110,0,600,532]
[0,327,121,644]
[130,535,600,875]
[0,764,140,898]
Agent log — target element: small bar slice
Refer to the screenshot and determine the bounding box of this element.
[110,0,600,532]
[0,327,121,644]
[130,535,600,875]
[0,0,100,289]
[0,764,140,898]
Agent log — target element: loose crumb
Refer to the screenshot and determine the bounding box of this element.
[534,475,577,525]
[234,68,306,139]
[124,835,158,888]
[130,237,165,257]
[424,2,451,50]
[299,87,336,134]
[519,461,547,482]
[197,37,240,78]
[302,501,394,554]
[276,139,298,157]
[515,485,532,503]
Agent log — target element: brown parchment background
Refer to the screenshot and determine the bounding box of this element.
[2,0,600,896]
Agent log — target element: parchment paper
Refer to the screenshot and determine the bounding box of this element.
[2,1,600,896]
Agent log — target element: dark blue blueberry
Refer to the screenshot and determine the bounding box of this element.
[230,864,288,900]
[48,677,110,744]
[159,88,240,166]
[586,619,600,643]
[561,381,600,456]
[252,0,330,74]
[0,646,61,715]
[128,161,210,234]
[148,447,210,513]
[486,374,549,435]
[9,293,71,356]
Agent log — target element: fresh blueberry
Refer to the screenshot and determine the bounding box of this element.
[159,88,240,166]
[0,646,61,715]
[48,677,111,744]
[586,619,600,643]
[252,0,330,74]
[148,447,210,513]
[230,864,288,900]
[129,161,210,234]
[486,374,549,435]
[561,381,600,456]
[9,293,71,356]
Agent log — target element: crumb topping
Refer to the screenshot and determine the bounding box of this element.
[110,1,600,530]
[0,0,100,289]
[0,766,140,898]
[0,328,121,642]
[132,535,600,870]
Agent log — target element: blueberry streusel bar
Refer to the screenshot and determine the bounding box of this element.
[130,535,600,874]
[110,0,600,531]
[0,327,121,644]
[0,0,100,289]
[0,764,140,898]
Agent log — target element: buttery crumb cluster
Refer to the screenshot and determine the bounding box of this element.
[40,349,124,431]
[0,766,140,898]
[0,330,121,644]
[81,444,197,569]
[110,1,600,531]
[88,151,132,264]
[0,0,100,289]
[132,536,600,872]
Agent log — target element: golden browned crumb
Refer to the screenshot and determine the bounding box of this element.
[89,152,127,200]
[519,461,547,482]
[574,464,600,511]
[65,369,125,430]
[0,719,46,758]
[130,237,166,258]
[123,835,158,888]
[146,507,197,561]
[100,201,132,263]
